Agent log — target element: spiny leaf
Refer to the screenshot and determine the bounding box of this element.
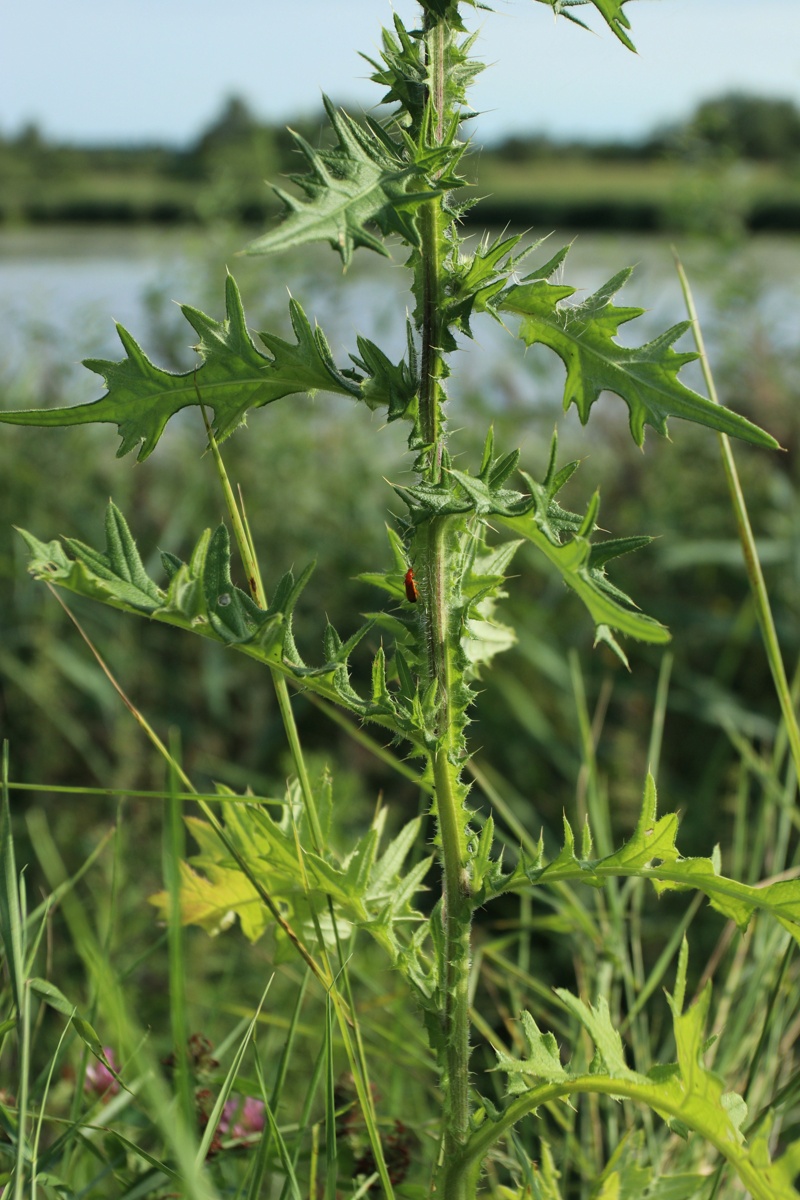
[583,0,636,51]
[495,1011,568,1093]
[20,502,275,643]
[19,504,434,753]
[499,247,778,450]
[589,535,652,569]
[0,275,358,461]
[532,0,637,52]
[446,232,527,337]
[492,968,800,1200]
[17,502,420,740]
[61,502,161,610]
[400,429,667,665]
[243,96,440,265]
[364,13,484,137]
[460,537,522,678]
[557,992,637,1079]
[348,323,419,423]
[151,801,433,974]
[497,478,669,663]
[491,774,800,947]
[363,14,427,128]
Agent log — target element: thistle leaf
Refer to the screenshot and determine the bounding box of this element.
[499,249,778,450]
[17,503,434,747]
[243,97,440,265]
[493,956,800,1200]
[348,323,419,423]
[446,232,526,337]
[492,774,800,948]
[496,474,669,662]
[0,275,358,461]
[151,800,433,976]
[395,431,663,667]
[584,0,636,51]
[532,0,637,52]
[495,1011,568,1094]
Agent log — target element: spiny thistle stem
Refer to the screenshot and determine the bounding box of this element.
[418,10,474,1194]
[418,200,445,469]
[419,14,447,479]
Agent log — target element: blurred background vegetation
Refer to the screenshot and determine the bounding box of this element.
[2,220,798,918]
[2,87,800,1194]
[3,90,800,234]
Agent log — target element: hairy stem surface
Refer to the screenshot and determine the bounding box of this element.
[419,11,474,1197]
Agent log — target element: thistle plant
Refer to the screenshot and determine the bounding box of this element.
[3,2,800,1198]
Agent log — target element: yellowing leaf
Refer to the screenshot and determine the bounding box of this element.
[149,860,268,942]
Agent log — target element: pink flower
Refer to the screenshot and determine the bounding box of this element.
[84,1049,120,1100]
[219,1094,265,1140]
[237,1096,266,1136]
[218,1097,238,1133]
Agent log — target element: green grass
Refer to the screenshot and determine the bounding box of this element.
[2,228,800,1196]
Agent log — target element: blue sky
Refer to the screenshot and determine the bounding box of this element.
[3,1,800,146]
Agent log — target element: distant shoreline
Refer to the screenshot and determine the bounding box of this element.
[5,92,800,234]
[3,175,799,235]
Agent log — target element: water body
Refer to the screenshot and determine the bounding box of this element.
[1,226,798,425]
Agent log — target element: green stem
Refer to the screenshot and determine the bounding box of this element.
[417,13,474,1197]
[434,747,472,1164]
[419,200,444,470]
[449,1073,783,1200]
[419,13,447,481]
[200,414,394,1195]
[200,403,327,847]
[427,520,471,1174]
[675,256,800,787]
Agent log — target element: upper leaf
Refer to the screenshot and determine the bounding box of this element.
[492,428,668,663]
[243,96,441,265]
[393,429,666,666]
[531,0,637,52]
[363,15,428,132]
[499,247,778,450]
[363,13,484,137]
[446,232,528,338]
[0,275,358,461]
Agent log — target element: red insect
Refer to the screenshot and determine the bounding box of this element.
[404,567,419,603]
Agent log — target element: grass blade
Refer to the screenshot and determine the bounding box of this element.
[164,732,193,1130]
[675,254,800,786]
